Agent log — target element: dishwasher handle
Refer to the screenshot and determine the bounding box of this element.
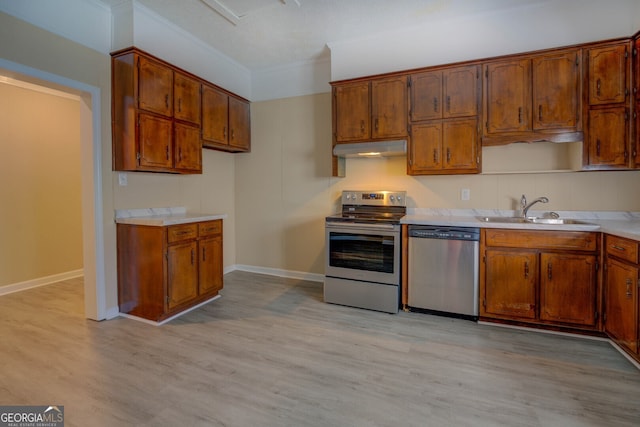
[408,225,480,241]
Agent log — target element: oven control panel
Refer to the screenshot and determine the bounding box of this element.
[341,191,406,207]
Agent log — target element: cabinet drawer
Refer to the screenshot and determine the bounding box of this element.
[605,234,639,264]
[484,229,597,251]
[199,220,222,237]
[167,224,198,243]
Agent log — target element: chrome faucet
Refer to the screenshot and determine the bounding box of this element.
[521,194,549,218]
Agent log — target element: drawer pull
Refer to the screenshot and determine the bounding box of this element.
[175,231,191,236]
[611,245,626,251]
[626,278,633,298]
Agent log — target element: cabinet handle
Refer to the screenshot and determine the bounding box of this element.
[166,145,169,160]
[433,149,438,163]
[548,263,552,280]
[374,118,379,131]
[360,120,365,133]
[165,94,169,108]
[202,247,206,261]
[626,278,633,298]
[524,261,529,278]
[538,105,542,121]
[191,248,194,265]
[518,107,522,124]
[611,245,626,251]
[596,139,601,156]
[446,96,451,112]
[223,126,227,138]
[596,78,601,96]
[231,129,235,140]
[446,147,451,163]
[178,98,182,113]
[433,97,438,112]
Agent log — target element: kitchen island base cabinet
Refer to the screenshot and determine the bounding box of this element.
[480,229,600,332]
[117,220,223,322]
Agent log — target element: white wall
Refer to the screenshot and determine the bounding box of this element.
[328,0,640,80]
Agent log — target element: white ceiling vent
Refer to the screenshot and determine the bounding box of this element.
[200,0,300,25]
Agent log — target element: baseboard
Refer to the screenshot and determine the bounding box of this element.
[0,269,84,296]
[119,294,221,325]
[230,264,324,283]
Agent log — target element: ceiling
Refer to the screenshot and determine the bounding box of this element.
[98,0,547,71]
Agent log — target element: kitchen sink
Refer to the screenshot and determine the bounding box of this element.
[478,216,599,228]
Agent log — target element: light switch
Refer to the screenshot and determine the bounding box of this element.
[461,188,470,201]
[118,172,128,186]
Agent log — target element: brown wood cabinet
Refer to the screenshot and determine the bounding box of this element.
[408,65,480,175]
[410,65,479,122]
[117,219,223,322]
[480,229,600,331]
[409,118,479,174]
[634,35,640,167]
[202,83,251,152]
[112,48,203,174]
[604,234,640,361]
[483,49,582,145]
[333,76,408,143]
[584,41,633,169]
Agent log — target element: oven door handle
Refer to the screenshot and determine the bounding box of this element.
[326,222,398,231]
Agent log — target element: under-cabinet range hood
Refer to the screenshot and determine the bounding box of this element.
[333,140,407,158]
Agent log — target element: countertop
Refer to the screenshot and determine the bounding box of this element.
[401,209,640,241]
[115,207,226,226]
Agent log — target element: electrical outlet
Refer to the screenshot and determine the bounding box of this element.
[118,172,128,186]
[461,188,470,201]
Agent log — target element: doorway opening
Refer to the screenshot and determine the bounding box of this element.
[0,59,106,320]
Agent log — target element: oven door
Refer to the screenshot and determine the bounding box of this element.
[325,222,400,285]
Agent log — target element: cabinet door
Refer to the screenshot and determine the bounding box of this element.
[174,122,202,172]
[137,56,173,117]
[484,59,532,134]
[229,96,251,151]
[443,65,478,119]
[532,50,581,131]
[371,76,408,139]
[138,113,173,169]
[605,258,638,353]
[635,37,640,168]
[334,82,370,142]
[174,72,201,124]
[201,85,229,146]
[199,235,223,295]
[442,118,478,171]
[540,253,597,326]
[167,241,199,310]
[484,249,537,319]
[588,43,629,105]
[587,107,628,167]
[409,122,442,172]
[410,71,442,121]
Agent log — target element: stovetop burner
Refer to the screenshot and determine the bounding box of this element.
[326,191,407,225]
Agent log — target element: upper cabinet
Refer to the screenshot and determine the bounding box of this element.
[112,47,250,175]
[408,65,481,175]
[410,65,478,121]
[583,41,633,169]
[633,35,640,167]
[202,84,251,152]
[482,48,582,145]
[333,76,408,143]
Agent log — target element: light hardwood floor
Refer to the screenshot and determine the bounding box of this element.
[1,271,640,426]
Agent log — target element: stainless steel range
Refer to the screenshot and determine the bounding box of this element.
[324,190,406,313]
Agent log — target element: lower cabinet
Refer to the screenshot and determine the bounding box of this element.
[604,234,639,361]
[480,229,600,331]
[117,219,223,321]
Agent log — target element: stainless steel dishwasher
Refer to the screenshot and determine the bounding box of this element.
[407,225,480,320]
